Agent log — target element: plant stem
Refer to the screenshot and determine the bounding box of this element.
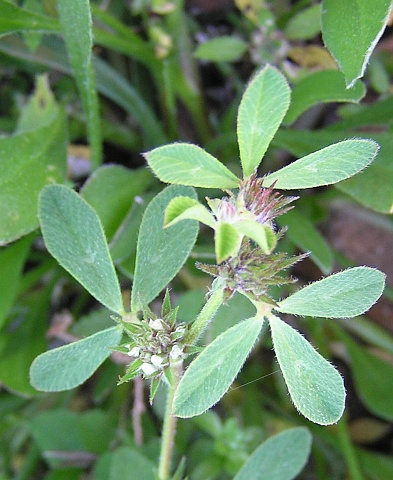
[158,362,183,480]
[185,287,223,345]
[337,416,364,480]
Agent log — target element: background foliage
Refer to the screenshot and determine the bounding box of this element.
[0,0,393,479]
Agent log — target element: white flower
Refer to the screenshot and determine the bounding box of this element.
[140,363,159,376]
[149,319,164,331]
[151,354,165,368]
[170,345,184,360]
[127,346,140,357]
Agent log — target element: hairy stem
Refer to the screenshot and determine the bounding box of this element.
[185,287,223,345]
[158,362,183,480]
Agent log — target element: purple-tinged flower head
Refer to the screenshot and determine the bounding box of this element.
[215,198,238,223]
[237,172,298,227]
[198,241,308,304]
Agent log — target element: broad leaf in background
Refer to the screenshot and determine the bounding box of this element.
[237,66,290,177]
[0,235,33,328]
[57,0,101,167]
[0,289,48,396]
[234,427,312,480]
[30,409,117,468]
[145,143,239,188]
[277,267,385,318]
[278,209,333,275]
[31,410,84,464]
[338,330,393,421]
[265,139,379,189]
[39,185,124,314]
[284,70,365,125]
[81,165,152,240]
[337,164,393,214]
[194,36,248,62]
[269,315,345,425]
[322,0,393,87]
[0,0,59,36]
[0,79,66,245]
[30,326,122,391]
[131,185,199,310]
[108,447,156,480]
[285,3,321,40]
[173,316,264,418]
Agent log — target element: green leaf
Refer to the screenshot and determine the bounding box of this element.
[57,0,101,167]
[81,165,152,240]
[339,315,393,356]
[273,129,393,214]
[277,267,385,318]
[194,36,248,62]
[0,0,59,36]
[80,410,117,454]
[30,410,84,456]
[0,101,66,245]
[0,235,32,328]
[0,289,48,396]
[278,209,333,275]
[339,329,393,421]
[215,222,242,263]
[164,196,216,228]
[16,74,58,132]
[234,427,312,480]
[237,66,290,177]
[173,316,264,418]
[39,185,124,314]
[234,221,276,254]
[144,143,239,189]
[109,447,156,480]
[109,194,151,266]
[131,185,199,310]
[30,326,122,391]
[358,449,393,479]
[285,4,321,40]
[265,139,379,189]
[269,315,345,424]
[284,70,366,125]
[337,164,393,214]
[322,0,392,87]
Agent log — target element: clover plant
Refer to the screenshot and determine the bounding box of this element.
[30,66,385,480]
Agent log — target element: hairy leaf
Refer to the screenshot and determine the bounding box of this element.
[277,267,385,318]
[173,316,264,417]
[269,315,345,424]
[30,327,122,391]
[39,185,124,314]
